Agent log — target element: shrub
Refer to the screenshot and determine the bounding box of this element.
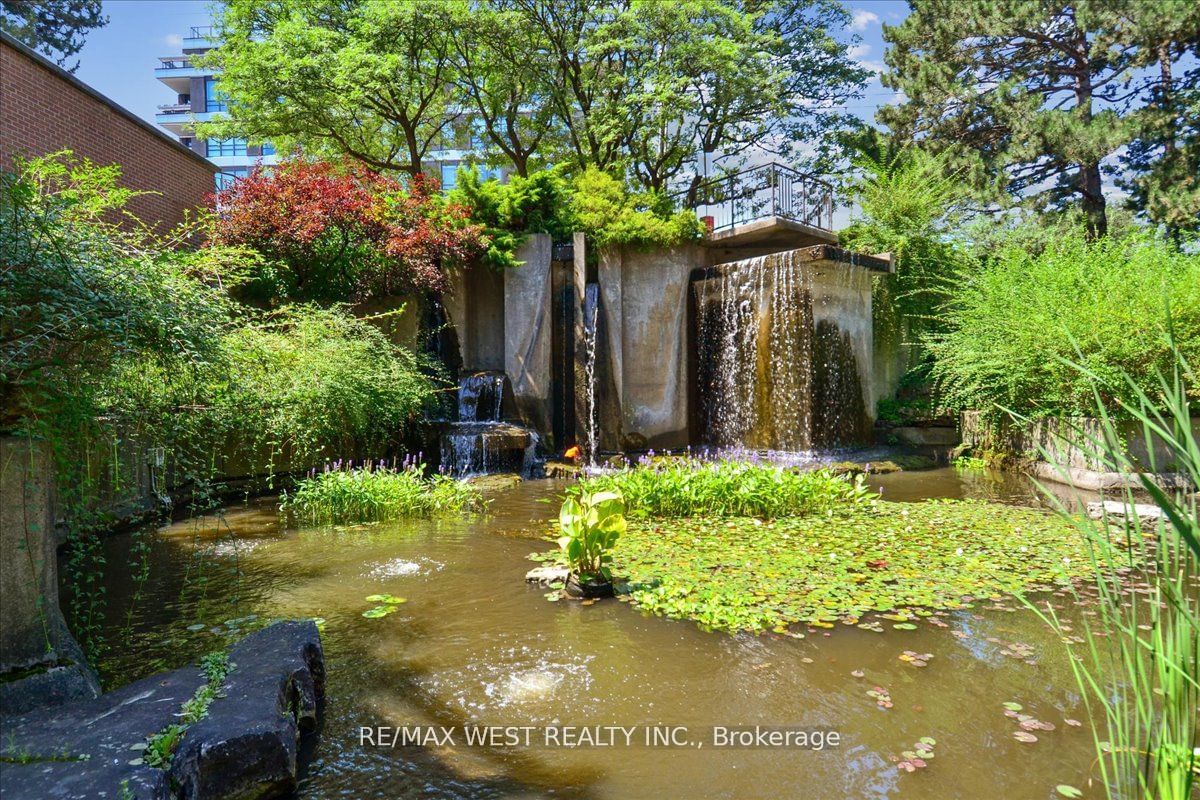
[574,459,873,519]
[557,489,626,581]
[569,167,703,250]
[280,464,485,525]
[447,167,573,269]
[926,232,1200,418]
[211,160,488,302]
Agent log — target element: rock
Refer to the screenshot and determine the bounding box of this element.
[0,620,324,800]
[525,565,569,586]
[0,657,101,717]
[170,621,324,800]
[1086,500,1168,529]
[543,461,580,479]
[892,426,961,447]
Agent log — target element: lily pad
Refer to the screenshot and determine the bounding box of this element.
[1056,786,1083,798]
[361,605,395,619]
[1002,701,1023,712]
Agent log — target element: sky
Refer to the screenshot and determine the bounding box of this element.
[71,0,912,137]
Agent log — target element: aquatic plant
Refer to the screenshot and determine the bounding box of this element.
[557,489,626,581]
[280,463,485,525]
[535,495,1095,632]
[138,651,232,769]
[1028,350,1198,800]
[574,459,873,519]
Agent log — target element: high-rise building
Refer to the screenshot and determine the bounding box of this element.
[154,26,277,188]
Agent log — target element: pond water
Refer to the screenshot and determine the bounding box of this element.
[84,469,1110,799]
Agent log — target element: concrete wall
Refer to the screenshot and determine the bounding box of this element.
[961,411,1200,473]
[809,262,875,419]
[445,266,506,372]
[0,33,216,231]
[503,234,554,434]
[598,244,707,449]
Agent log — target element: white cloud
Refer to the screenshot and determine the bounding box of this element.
[847,43,871,60]
[860,60,886,76]
[165,33,183,46]
[850,9,880,32]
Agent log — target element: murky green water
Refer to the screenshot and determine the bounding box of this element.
[84,469,1112,799]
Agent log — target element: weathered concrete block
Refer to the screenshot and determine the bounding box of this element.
[504,233,554,435]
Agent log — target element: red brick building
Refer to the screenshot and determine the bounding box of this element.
[0,31,216,230]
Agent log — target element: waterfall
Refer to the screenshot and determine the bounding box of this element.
[440,372,542,476]
[694,250,865,453]
[582,283,601,465]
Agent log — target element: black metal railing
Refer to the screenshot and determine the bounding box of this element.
[188,26,215,39]
[674,162,834,234]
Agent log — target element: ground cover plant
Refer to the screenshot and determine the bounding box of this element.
[280,463,485,525]
[573,459,874,519]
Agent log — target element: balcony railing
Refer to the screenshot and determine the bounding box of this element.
[675,162,834,234]
[157,102,190,114]
[189,26,214,39]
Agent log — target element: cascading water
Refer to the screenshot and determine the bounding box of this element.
[694,250,866,454]
[440,372,541,476]
[581,283,601,466]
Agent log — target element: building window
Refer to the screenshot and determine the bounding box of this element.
[261,142,276,156]
[214,168,249,190]
[440,163,459,191]
[206,138,247,157]
[205,77,227,112]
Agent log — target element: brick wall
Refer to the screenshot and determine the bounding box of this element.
[0,35,216,231]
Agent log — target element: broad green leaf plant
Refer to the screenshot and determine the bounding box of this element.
[558,489,627,582]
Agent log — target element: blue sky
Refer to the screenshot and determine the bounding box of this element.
[72,0,911,134]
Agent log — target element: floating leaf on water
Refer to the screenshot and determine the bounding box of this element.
[1002,701,1023,712]
[851,669,865,678]
[918,736,936,746]
[892,623,918,630]
[186,623,205,632]
[1013,731,1038,743]
[361,606,393,619]
[1055,786,1083,798]
[128,758,145,766]
[1064,719,1082,727]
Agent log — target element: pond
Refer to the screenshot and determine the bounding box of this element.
[83,469,1108,799]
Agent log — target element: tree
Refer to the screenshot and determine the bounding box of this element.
[200,0,463,175]
[1116,1,1200,237]
[878,0,1192,239]
[0,0,106,72]
[448,5,564,178]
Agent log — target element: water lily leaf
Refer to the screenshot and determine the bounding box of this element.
[361,606,393,619]
[1002,701,1023,712]
[892,623,917,630]
[1013,731,1038,743]
[1056,786,1082,798]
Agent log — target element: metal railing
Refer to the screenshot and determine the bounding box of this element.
[157,102,191,113]
[188,26,215,39]
[674,162,835,234]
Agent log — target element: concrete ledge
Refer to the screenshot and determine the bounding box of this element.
[1030,462,1192,493]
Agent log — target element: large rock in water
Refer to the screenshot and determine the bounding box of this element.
[0,621,324,800]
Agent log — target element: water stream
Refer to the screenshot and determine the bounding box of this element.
[582,283,600,466]
[85,470,1113,800]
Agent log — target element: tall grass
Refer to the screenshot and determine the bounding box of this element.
[575,459,874,519]
[1030,351,1198,799]
[927,233,1200,419]
[280,463,485,525]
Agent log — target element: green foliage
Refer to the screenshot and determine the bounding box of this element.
[878,1,1198,239]
[280,464,485,525]
[557,489,626,580]
[839,146,970,335]
[0,0,107,72]
[542,498,1092,633]
[447,167,573,268]
[926,233,1200,418]
[141,651,232,768]
[569,167,703,250]
[576,459,872,519]
[1027,349,1198,799]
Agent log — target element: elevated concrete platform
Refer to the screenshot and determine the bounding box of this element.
[706,243,893,274]
[705,215,839,262]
